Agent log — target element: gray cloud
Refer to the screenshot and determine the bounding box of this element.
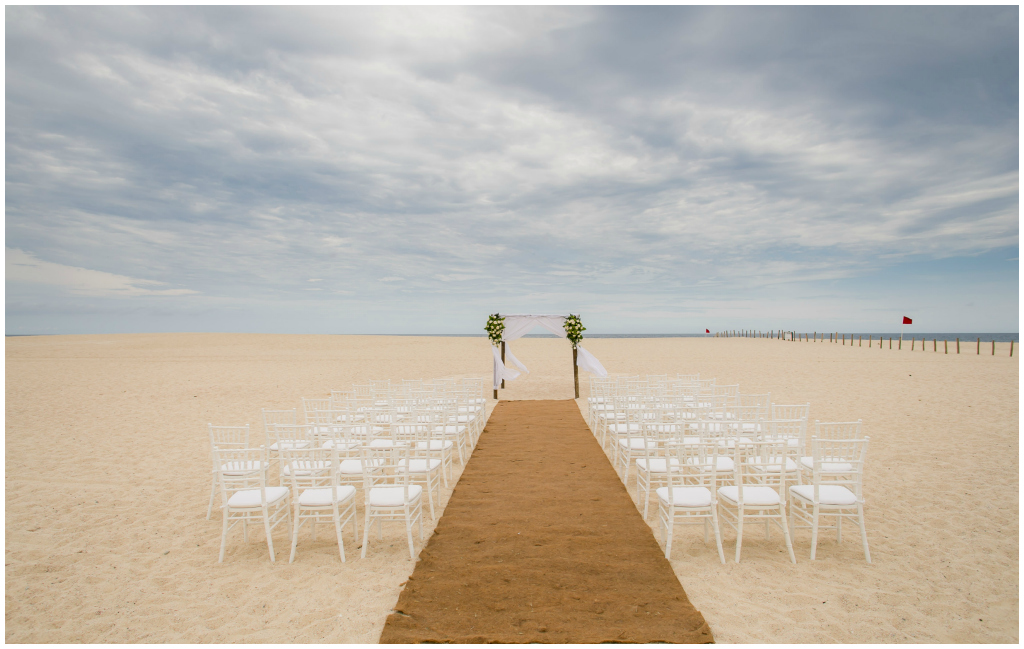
[5,6,1018,333]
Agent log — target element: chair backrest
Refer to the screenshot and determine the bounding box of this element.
[266,423,314,449]
[209,424,250,449]
[329,390,354,409]
[772,403,810,422]
[814,420,863,440]
[281,445,334,493]
[668,440,722,495]
[734,439,789,498]
[763,418,806,446]
[213,447,270,503]
[360,443,415,496]
[301,398,331,424]
[806,436,869,499]
[262,408,297,432]
[738,393,771,419]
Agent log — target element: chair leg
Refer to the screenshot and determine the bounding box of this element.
[289,506,302,563]
[810,504,820,561]
[405,507,416,560]
[858,504,871,563]
[334,505,346,562]
[360,510,371,559]
[219,510,230,563]
[735,508,744,563]
[781,505,796,564]
[837,512,843,544]
[663,511,674,560]
[263,507,276,562]
[711,507,725,564]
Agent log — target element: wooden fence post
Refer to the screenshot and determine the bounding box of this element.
[573,346,579,399]
[911,338,914,351]
[944,340,947,354]
[500,341,506,388]
[977,337,980,355]
[890,337,892,349]
[992,340,995,355]
[956,337,960,354]
[1011,340,1014,357]
[933,339,936,352]
[898,337,901,350]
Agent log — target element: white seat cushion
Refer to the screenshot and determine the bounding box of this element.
[298,485,357,507]
[636,458,680,473]
[790,485,858,506]
[748,456,798,472]
[368,485,423,507]
[687,456,735,472]
[608,423,641,433]
[716,436,753,448]
[434,425,466,435]
[717,485,780,506]
[414,440,454,451]
[268,440,310,451]
[649,424,681,434]
[321,440,360,450]
[617,437,658,450]
[656,486,712,508]
[398,458,442,473]
[228,486,289,508]
[338,459,368,475]
[799,457,854,472]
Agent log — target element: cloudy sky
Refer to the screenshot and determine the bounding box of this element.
[6,6,1018,335]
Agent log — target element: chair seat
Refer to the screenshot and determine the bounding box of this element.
[434,425,466,435]
[321,440,360,450]
[716,436,753,448]
[227,486,289,508]
[398,458,442,473]
[799,457,854,472]
[298,485,357,507]
[368,485,423,507]
[748,456,798,472]
[790,484,858,506]
[717,485,780,506]
[687,456,735,472]
[618,437,659,450]
[368,439,406,449]
[636,458,681,473]
[414,440,454,451]
[649,424,681,434]
[656,486,712,508]
[608,423,642,433]
[268,440,310,451]
[393,425,429,435]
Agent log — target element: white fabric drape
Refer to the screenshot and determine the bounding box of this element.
[576,344,608,378]
[490,314,608,389]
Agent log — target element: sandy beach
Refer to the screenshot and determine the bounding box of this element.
[5,333,1018,642]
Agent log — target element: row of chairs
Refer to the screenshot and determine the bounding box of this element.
[587,374,871,564]
[208,377,487,563]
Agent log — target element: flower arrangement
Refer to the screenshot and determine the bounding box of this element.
[564,314,585,348]
[484,313,505,347]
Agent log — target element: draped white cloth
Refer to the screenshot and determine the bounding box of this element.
[491,314,608,389]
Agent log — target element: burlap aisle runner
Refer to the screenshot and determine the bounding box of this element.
[380,399,714,643]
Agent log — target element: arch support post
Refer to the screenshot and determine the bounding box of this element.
[573,346,579,398]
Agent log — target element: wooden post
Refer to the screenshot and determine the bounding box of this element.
[992,340,995,355]
[911,338,914,351]
[934,338,936,352]
[1011,340,1014,357]
[898,337,901,350]
[944,340,947,354]
[868,335,872,347]
[977,337,980,355]
[889,337,892,349]
[859,335,862,347]
[956,337,960,354]
[500,341,506,388]
[573,346,579,399]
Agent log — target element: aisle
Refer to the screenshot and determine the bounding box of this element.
[379,399,713,643]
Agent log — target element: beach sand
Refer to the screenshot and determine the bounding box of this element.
[5,333,1018,642]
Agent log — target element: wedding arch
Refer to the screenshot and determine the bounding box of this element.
[485,314,607,399]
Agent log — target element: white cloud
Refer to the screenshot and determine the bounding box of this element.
[5,248,197,297]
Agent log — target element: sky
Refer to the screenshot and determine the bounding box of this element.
[6,6,1019,335]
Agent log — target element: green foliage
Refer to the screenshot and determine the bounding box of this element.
[484,313,505,347]
[564,314,585,348]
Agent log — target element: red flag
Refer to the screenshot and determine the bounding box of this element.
[706,328,710,333]
[902,316,912,325]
